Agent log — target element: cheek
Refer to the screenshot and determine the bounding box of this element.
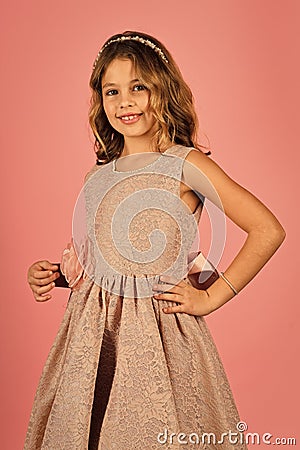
[139,91,151,111]
[103,100,114,119]
[144,101,157,126]
[102,101,121,131]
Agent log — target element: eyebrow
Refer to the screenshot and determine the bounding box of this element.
[102,78,140,89]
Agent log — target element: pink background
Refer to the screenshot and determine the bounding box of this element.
[1,0,299,448]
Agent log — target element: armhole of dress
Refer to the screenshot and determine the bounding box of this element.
[178,147,206,216]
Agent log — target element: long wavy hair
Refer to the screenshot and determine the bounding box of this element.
[89,31,211,165]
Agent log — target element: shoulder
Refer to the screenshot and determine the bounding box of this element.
[164,145,205,161]
[184,148,227,178]
[168,145,212,164]
[181,148,215,178]
[182,148,235,206]
[84,163,102,183]
[185,148,213,164]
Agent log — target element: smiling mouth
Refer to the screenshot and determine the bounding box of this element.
[117,113,142,124]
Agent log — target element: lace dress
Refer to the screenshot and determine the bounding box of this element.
[24,145,248,450]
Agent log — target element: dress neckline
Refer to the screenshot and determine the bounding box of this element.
[112,145,178,174]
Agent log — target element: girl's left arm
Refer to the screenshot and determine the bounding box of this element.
[182,150,286,312]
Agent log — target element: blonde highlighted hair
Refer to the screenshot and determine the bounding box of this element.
[89,31,210,164]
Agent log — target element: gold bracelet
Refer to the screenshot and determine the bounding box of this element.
[219,272,238,296]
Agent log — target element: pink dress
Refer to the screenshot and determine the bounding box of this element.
[24,145,247,450]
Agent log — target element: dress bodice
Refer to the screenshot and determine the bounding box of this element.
[72,145,205,298]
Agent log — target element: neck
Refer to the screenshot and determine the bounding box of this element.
[122,136,173,156]
[122,136,156,156]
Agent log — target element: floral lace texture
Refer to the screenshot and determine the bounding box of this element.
[24,145,247,450]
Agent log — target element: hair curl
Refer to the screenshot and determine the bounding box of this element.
[89,31,211,165]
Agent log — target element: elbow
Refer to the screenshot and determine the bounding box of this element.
[263,222,286,250]
[275,225,286,246]
[249,220,286,251]
[270,217,286,243]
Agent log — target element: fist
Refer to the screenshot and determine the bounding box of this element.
[27,260,60,302]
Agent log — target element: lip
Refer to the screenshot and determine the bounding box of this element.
[117,113,142,125]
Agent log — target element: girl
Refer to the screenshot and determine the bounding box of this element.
[25,31,285,450]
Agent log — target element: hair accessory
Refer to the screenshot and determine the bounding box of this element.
[93,35,169,70]
[219,272,238,296]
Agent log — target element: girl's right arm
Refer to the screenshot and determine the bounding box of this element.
[27,261,67,302]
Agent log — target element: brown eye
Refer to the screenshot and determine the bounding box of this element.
[105,89,118,96]
[133,84,146,92]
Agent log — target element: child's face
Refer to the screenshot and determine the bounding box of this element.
[101,58,157,146]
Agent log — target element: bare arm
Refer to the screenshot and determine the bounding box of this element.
[182,150,286,312]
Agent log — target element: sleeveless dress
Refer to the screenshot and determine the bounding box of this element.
[24,145,248,450]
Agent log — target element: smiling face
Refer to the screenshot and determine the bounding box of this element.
[101,58,158,151]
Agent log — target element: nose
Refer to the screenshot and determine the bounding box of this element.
[119,91,135,108]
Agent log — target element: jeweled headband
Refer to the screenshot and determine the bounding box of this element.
[92,35,169,70]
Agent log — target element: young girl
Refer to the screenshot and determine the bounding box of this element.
[25,31,285,450]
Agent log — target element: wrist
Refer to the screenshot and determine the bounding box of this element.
[205,277,237,311]
[203,289,218,315]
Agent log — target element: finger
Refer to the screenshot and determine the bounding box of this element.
[35,261,59,271]
[153,292,184,303]
[30,269,59,280]
[152,282,182,294]
[163,303,184,314]
[29,272,60,286]
[34,293,52,302]
[28,262,59,281]
[30,282,55,295]
[154,278,186,293]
